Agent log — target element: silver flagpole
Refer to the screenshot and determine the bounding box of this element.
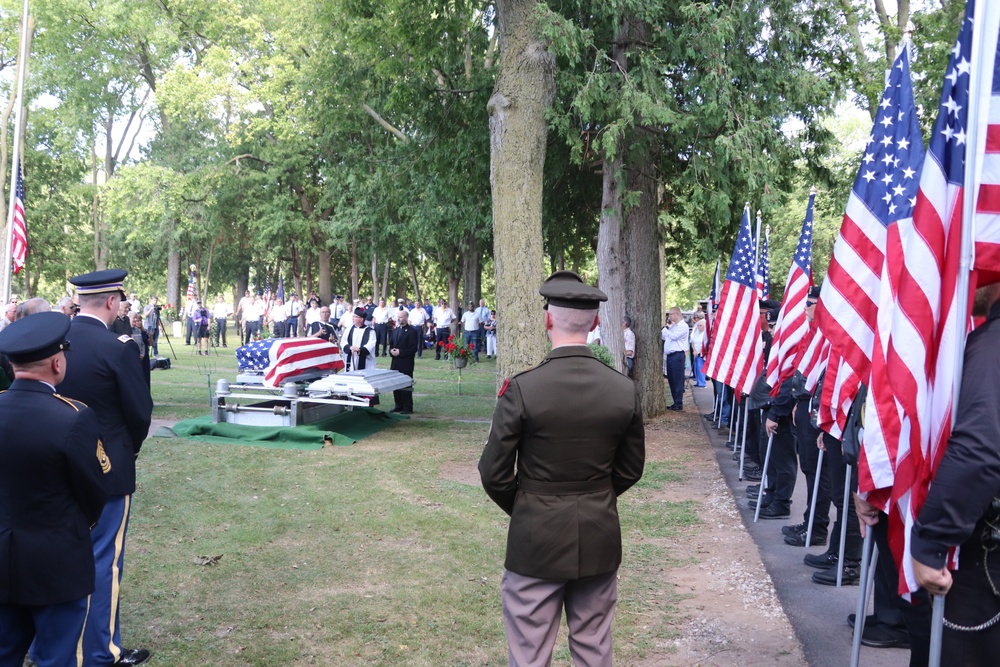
[2,0,30,304]
[754,433,774,523]
[851,534,878,667]
[738,399,750,480]
[805,448,824,549]
[838,464,852,587]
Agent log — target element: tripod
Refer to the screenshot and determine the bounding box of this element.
[150,307,177,361]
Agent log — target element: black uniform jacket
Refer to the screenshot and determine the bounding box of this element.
[56,314,153,496]
[389,324,420,377]
[479,345,645,580]
[0,379,111,605]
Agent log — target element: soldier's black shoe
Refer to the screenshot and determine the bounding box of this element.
[113,648,151,666]
[745,484,761,498]
[785,530,827,547]
[847,613,879,629]
[859,624,910,649]
[743,465,763,481]
[758,504,791,519]
[803,551,839,570]
[782,522,807,536]
[702,412,715,420]
[813,561,860,585]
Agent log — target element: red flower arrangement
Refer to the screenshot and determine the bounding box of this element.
[444,335,474,359]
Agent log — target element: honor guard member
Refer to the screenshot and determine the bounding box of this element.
[0,312,111,667]
[57,270,153,667]
[388,308,420,414]
[478,270,645,667]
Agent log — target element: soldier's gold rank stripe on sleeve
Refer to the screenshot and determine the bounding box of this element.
[96,439,112,474]
[53,394,83,411]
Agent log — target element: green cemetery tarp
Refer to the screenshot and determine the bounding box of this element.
[170,408,407,450]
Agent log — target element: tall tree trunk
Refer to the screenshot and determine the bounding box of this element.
[167,246,180,312]
[597,16,666,417]
[381,258,390,299]
[489,0,555,381]
[447,273,460,335]
[350,239,359,301]
[462,235,481,306]
[318,249,331,304]
[408,257,421,302]
[370,249,379,302]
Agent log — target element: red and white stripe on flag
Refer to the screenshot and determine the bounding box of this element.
[793,323,828,394]
[815,46,925,440]
[11,161,26,274]
[703,205,763,396]
[262,338,345,388]
[765,193,815,395]
[863,1,1000,595]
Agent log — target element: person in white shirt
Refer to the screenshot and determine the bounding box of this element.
[212,296,233,347]
[332,295,347,322]
[484,309,497,358]
[184,297,198,345]
[622,316,636,378]
[661,307,690,410]
[269,298,289,338]
[337,306,353,333]
[433,299,455,360]
[475,299,491,356]
[408,299,427,357]
[305,298,322,331]
[128,293,141,317]
[372,298,391,357]
[287,294,304,337]
[690,314,708,388]
[340,307,376,371]
[241,296,261,344]
[461,301,481,362]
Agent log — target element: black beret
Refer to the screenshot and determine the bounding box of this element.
[0,311,72,363]
[759,298,780,311]
[69,269,128,298]
[766,307,781,325]
[353,307,366,318]
[808,285,821,299]
[539,270,607,310]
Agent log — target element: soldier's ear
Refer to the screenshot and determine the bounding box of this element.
[590,313,600,332]
[544,311,554,331]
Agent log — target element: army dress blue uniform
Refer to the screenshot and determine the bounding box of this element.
[0,312,112,667]
[56,271,153,667]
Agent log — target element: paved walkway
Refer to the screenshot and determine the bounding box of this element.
[689,383,908,667]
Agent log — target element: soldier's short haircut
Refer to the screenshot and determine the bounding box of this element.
[548,304,598,336]
[78,292,113,308]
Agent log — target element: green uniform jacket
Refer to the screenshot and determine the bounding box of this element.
[479,345,645,580]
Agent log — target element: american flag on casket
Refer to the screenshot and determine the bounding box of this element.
[235,338,345,388]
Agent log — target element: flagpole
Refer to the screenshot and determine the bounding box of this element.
[926,5,1000,666]
[2,0,30,303]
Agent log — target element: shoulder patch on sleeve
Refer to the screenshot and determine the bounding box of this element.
[498,377,510,398]
[118,335,133,343]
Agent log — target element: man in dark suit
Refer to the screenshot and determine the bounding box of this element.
[478,270,645,666]
[57,269,153,667]
[388,308,419,414]
[0,312,111,666]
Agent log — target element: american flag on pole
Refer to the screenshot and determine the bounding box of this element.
[262,276,272,318]
[756,222,770,299]
[703,205,764,395]
[862,1,1000,595]
[277,276,285,302]
[186,270,196,301]
[765,193,815,394]
[235,338,345,388]
[10,158,26,275]
[815,45,925,437]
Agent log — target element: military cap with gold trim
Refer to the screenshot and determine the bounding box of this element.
[0,311,72,363]
[539,270,607,310]
[69,269,128,298]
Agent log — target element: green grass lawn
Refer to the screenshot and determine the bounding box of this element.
[122,347,696,665]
